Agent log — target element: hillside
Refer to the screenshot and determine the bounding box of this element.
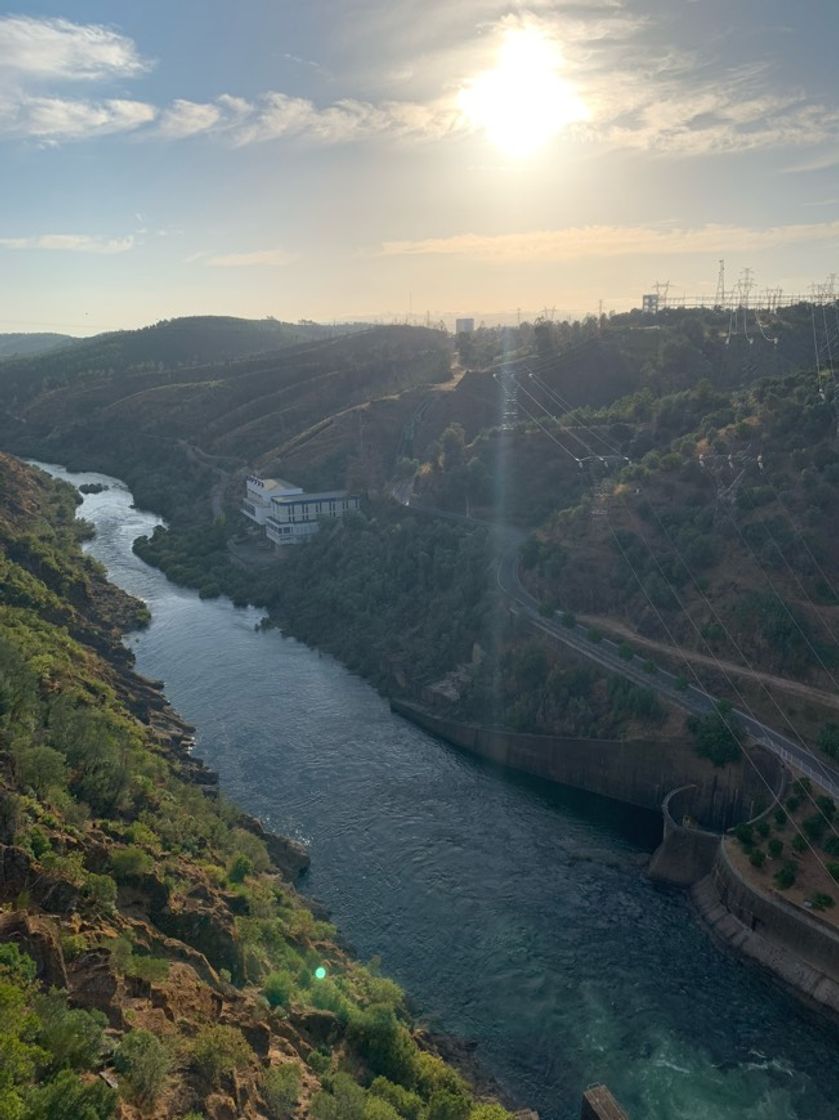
[0,316,356,404]
[0,333,75,359]
[0,452,517,1120]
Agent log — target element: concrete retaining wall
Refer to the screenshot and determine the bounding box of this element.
[391,701,782,828]
[647,787,723,886]
[692,844,839,1019]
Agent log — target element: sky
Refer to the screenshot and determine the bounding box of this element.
[2,0,839,334]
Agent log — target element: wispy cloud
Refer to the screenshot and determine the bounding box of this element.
[380,221,839,262]
[201,248,298,267]
[157,99,222,138]
[0,233,135,254]
[0,15,149,81]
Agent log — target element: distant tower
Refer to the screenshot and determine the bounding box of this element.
[715,259,726,309]
[654,280,670,309]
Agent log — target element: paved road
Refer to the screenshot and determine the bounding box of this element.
[494,538,839,799]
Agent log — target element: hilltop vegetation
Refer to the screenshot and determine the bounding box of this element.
[0,333,74,360]
[0,453,516,1119]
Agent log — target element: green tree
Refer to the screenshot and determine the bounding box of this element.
[114,1030,171,1104]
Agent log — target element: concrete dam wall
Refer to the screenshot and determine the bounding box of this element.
[390,700,782,830]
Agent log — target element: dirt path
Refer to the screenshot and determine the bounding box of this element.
[579,612,839,713]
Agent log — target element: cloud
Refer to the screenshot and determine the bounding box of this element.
[0,234,135,254]
[5,96,156,139]
[229,92,459,146]
[202,248,297,267]
[0,15,149,81]
[379,221,839,262]
[157,99,222,138]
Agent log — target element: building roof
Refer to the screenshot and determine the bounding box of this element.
[271,490,353,504]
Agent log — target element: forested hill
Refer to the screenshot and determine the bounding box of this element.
[0,332,75,359]
[0,315,355,401]
[0,452,518,1119]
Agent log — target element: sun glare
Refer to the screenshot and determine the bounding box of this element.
[459,26,588,158]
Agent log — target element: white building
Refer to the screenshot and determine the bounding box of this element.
[242,475,303,525]
[455,317,475,334]
[242,476,360,546]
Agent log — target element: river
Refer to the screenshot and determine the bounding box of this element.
[36,463,839,1120]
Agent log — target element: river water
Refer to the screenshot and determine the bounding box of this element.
[36,463,839,1120]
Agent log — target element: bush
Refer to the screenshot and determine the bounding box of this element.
[26,1069,116,1120]
[369,1078,425,1120]
[792,834,808,854]
[774,863,797,890]
[83,873,117,912]
[348,1005,416,1087]
[263,970,295,1009]
[809,893,835,911]
[193,1025,252,1086]
[774,808,787,829]
[366,1098,402,1120]
[755,819,770,839]
[829,863,839,883]
[427,1090,471,1120]
[469,1107,514,1120]
[312,1073,367,1120]
[228,853,254,884]
[768,838,783,858]
[262,1063,301,1119]
[674,675,688,691]
[786,795,801,813]
[110,847,153,881]
[619,642,634,661]
[749,849,766,869]
[34,991,107,1071]
[802,815,826,843]
[560,611,576,628]
[16,746,67,799]
[114,1029,172,1103]
[734,823,753,848]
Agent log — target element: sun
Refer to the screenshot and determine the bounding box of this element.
[458,25,588,158]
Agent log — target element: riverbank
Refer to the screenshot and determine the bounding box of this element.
[0,452,530,1120]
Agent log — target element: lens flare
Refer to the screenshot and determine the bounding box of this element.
[459,26,588,158]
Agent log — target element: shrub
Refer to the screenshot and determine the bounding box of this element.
[817,795,836,820]
[427,1090,471,1120]
[749,849,766,869]
[674,675,688,691]
[228,853,254,884]
[824,836,839,857]
[786,795,801,813]
[26,1069,116,1120]
[734,823,753,848]
[774,863,797,890]
[34,991,107,1071]
[263,970,295,1009]
[755,819,770,839]
[802,815,826,843]
[114,1029,172,1103]
[24,826,51,859]
[365,1098,401,1120]
[768,838,783,858]
[110,846,152,881]
[619,642,634,661]
[792,834,808,854]
[774,808,787,829]
[308,1048,332,1075]
[262,1063,301,1120]
[369,1078,425,1120]
[809,893,835,911]
[16,746,67,799]
[469,1107,514,1120]
[193,1025,252,1086]
[83,873,117,912]
[312,1073,366,1120]
[560,611,576,628]
[348,1005,416,1086]
[829,863,839,883]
